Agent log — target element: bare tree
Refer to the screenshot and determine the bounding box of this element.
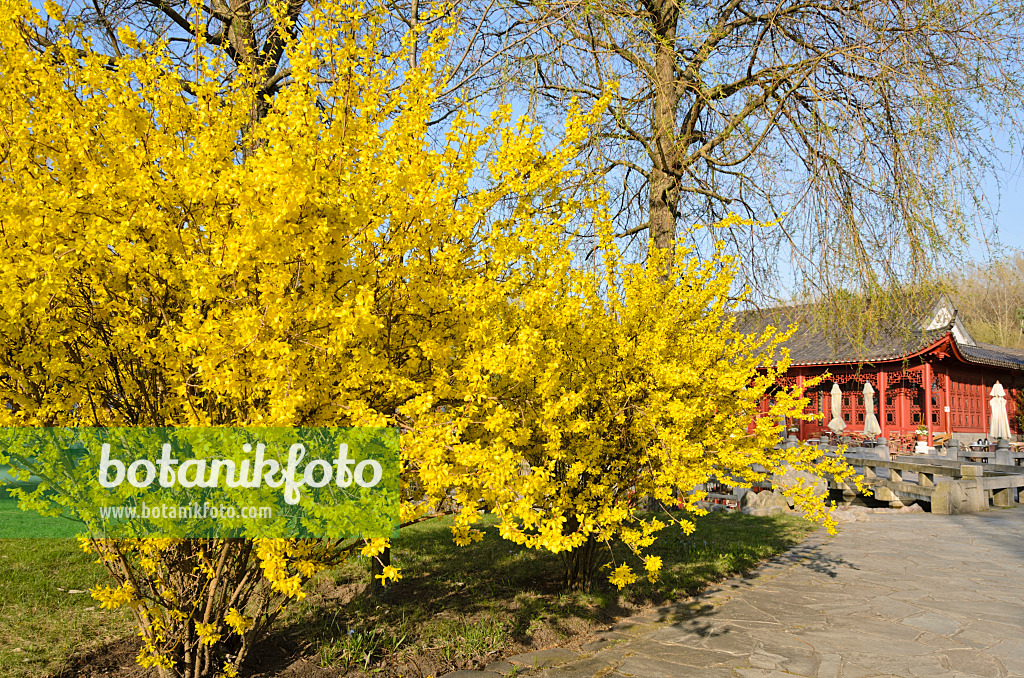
[28,0,560,132]
[27,0,1024,313]
[951,251,1024,349]
[495,0,1024,300]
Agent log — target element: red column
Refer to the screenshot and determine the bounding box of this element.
[982,375,989,435]
[878,369,888,439]
[796,372,805,440]
[943,371,952,437]
[924,361,934,446]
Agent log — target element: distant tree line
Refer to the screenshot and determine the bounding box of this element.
[951,252,1024,350]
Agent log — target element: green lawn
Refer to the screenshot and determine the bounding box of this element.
[0,539,135,677]
[0,509,817,677]
[0,494,86,538]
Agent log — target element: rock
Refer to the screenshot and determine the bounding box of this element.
[740,490,768,510]
[749,489,792,512]
[483,661,517,675]
[740,487,781,509]
[742,506,788,516]
[899,503,925,513]
[830,508,869,522]
[696,500,731,512]
[506,648,581,669]
[770,468,828,508]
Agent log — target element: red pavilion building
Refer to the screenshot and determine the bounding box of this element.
[742,295,1024,447]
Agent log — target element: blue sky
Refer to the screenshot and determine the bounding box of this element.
[28,0,1023,271]
[978,153,1024,258]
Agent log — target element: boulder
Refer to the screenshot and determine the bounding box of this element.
[741,506,789,517]
[830,506,870,522]
[741,489,792,512]
[769,468,828,508]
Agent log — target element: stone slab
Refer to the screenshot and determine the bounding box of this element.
[506,648,581,669]
[533,508,1024,678]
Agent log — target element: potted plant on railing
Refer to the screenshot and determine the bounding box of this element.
[914,426,928,443]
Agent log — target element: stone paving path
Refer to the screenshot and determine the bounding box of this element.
[459,507,1024,678]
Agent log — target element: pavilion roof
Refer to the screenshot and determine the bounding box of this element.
[733,305,948,366]
[733,294,1024,372]
[957,342,1024,371]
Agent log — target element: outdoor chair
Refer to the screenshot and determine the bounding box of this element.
[888,433,914,459]
[847,432,869,447]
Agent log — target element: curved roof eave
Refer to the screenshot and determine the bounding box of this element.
[786,331,1024,373]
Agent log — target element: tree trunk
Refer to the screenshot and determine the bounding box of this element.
[369,547,392,602]
[560,534,601,591]
[646,0,681,271]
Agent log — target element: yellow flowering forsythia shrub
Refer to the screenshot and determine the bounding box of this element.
[83,537,346,676]
[0,0,609,675]
[409,221,861,591]
[0,0,859,675]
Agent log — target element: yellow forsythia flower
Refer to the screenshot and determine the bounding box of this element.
[608,564,637,589]
[375,565,402,585]
[224,608,255,635]
[195,622,222,647]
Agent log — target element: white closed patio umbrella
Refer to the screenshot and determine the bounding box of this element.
[989,381,1012,440]
[863,382,882,439]
[828,382,847,434]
